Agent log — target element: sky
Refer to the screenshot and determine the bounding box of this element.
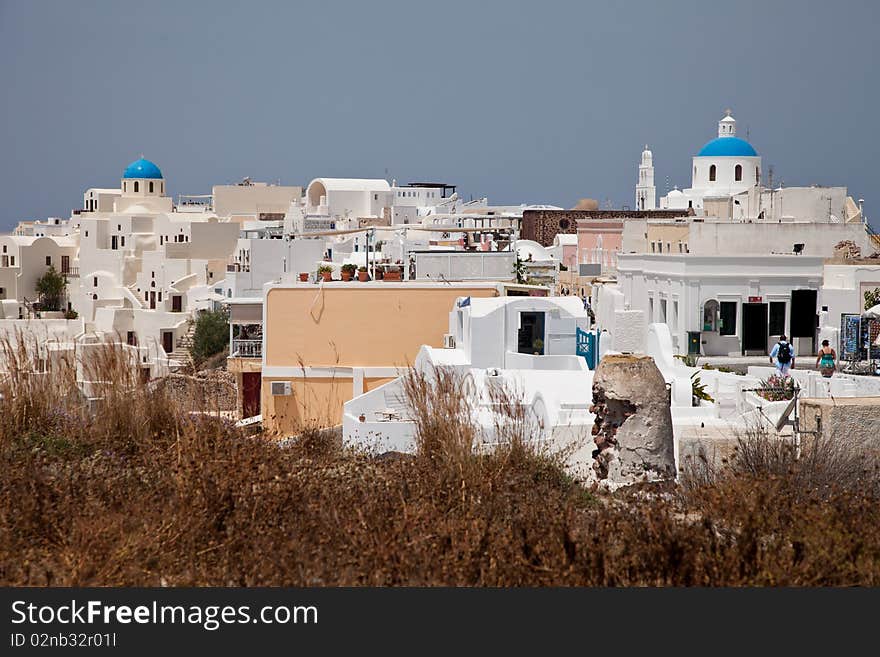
[0,0,878,230]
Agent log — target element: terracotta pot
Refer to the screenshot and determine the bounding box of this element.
[341,271,352,281]
[384,270,401,281]
[298,273,308,282]
[321,271,332,282]
[358,270,369,282]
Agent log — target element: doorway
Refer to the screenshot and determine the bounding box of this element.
[242,372,261,417]
[517,311,546,355]
[742,303,768,355]
[790,289,817,350]
[162,331,174,355]
[172,295,182,312]
[149,291,156,309]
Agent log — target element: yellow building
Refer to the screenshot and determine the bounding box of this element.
[260,281,509,434]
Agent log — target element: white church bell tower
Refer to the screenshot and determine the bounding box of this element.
[635,145,656,210]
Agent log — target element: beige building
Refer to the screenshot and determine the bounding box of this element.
[259,281,511,434]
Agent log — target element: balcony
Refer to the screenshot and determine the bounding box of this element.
[231,339,261,358]
[63,266,80,277]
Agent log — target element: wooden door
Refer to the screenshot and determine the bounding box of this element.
[241,372,261,418]
[162,331,173,354]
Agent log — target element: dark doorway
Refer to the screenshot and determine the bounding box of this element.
[162,331,173,354]
[149,291,156,309]
[61,255,70,274]
[518,311,546,355]
[790,290,817,338]
[111,235,118,250]
[242,372,261,417]
[172,295,182,312]
[742,303,768,354]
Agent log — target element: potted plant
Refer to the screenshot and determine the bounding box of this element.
[357,266,369,282]
[298,272,309,282]
[317,265,333,282]
[341,263,357,281]
[532,338,544,355]
[384,267,401,281]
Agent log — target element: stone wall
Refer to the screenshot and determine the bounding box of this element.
[522,209,692,246]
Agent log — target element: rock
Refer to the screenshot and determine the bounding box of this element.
[591,354,675,485]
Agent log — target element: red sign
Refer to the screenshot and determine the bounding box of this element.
[748,296,763,303]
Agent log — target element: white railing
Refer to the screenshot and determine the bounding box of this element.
[232,339,261,358]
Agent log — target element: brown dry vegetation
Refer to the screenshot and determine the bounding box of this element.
[1,338,880,586]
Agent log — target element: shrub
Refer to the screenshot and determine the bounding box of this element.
[191,310,229,365]
[35,266,66,312]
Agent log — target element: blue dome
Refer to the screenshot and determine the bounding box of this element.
[123,158,163,179]
[697,137,757,157]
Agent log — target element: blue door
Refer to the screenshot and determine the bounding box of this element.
[576,327,596,370]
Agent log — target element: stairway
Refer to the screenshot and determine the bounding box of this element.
[166,320,196,370]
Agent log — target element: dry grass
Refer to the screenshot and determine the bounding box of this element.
[1,340,880,586]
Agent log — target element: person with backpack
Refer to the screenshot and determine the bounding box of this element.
[770,334,794,375]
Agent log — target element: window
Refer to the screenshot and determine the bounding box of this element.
[158,292,162,302]
[651,241,656,253]
[735,164,742,182]
[121,236,125,247]
[756,167,760,183]
[93,277,98,287]
[10,256,14,266]
[160,236,163,245]
[45,256,51,266]
[2,245,5,253]
[149,181,154,193]
[374,194,378,200]
[709,164,717,182]
[719,301,737,336]
[85,231,88,237]
[123,182,127,192]
[160,182,164,194]
[666,242,671,253]
[133,181,139,192]
[769,301,786,335]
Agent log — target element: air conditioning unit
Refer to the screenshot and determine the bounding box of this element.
[443,334,456,349]
[271,381,292,396]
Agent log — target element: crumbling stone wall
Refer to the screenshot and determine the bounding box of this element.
[590,354,675,485]
[522,209,692,246]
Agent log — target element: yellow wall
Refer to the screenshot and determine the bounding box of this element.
[261,284,498,434]
[646,224,690,252]
[264,285,498,368]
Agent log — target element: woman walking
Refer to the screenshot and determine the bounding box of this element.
[816,339,837,378]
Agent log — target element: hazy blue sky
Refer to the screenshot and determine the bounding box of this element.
[1,0,878,229]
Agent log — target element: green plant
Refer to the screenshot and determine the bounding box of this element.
[690,372,714,405]
[318,265,333,274]
[532,338,544,354]
[675,354,699,367]
[357,266,367,272]
[513,255,527,284]
[35,266,66,312]
[63,309,78,320]
[341,263,357,275]
[191,309,229,365]
[865,287,880,310]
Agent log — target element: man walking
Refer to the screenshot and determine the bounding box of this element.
[770,334,794,375]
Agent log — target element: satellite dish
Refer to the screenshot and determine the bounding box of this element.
[775,396,798,432]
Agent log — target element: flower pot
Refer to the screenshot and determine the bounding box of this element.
[298,273,309,282]
[320,271,332,282]
[384,270,401,281]
[358,271,369,282]
[341,271,352,281]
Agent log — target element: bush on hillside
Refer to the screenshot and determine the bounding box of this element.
[191,309,229,365]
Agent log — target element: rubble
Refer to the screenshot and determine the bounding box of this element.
[591,354,675,485]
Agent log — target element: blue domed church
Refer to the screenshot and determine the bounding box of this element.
[659,110,762,210]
